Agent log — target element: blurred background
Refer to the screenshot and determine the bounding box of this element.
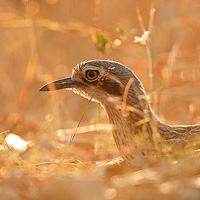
[1,0,200,127]
[0,0,200,199]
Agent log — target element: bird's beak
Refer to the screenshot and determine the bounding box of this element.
[39,77,78,91]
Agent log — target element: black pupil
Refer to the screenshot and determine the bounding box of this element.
[88,71,96,78]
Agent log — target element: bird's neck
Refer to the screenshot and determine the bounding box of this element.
[103,94,158,164]
[103,92,200,164]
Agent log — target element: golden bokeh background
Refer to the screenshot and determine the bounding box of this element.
[1,0,200,134]
[0,1,200,199]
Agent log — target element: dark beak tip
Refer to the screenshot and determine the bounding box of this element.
[39,85,49,91]
[39,77,74,92]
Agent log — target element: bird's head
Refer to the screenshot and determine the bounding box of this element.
[40,60,145,107]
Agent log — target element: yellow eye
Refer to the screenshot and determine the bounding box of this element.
[86,70,99,80]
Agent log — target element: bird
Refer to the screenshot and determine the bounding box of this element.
[40,60,200,165]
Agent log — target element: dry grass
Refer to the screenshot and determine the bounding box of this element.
[0,0,200,199]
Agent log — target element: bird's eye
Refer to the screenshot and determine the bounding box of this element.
[86,70,99,80]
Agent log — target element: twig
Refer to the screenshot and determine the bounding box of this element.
[68,87,98,147]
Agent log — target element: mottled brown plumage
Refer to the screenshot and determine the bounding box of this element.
[40,60,200,165]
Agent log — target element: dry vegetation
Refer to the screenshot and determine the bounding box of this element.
[0,0,200,199]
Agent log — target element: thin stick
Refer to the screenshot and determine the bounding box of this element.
[148,1,156,33]
[136,3,157,111]
[121,78,134,117]
[136,8,146,32]
[68,87,98,147]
